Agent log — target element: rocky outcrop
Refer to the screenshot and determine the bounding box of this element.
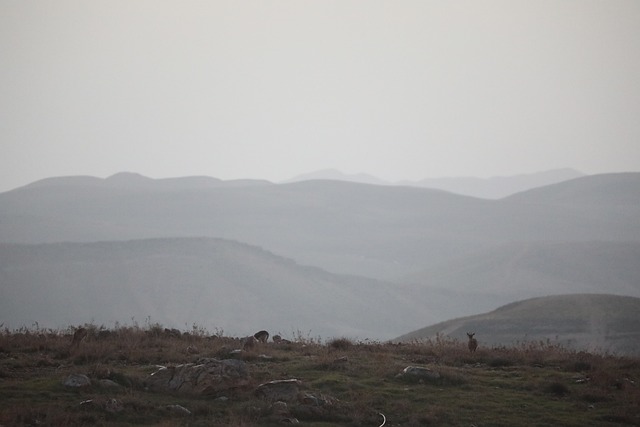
[255,379,303,402]
[79,398,124,413]
[395,366,441,383]
[146,358,250,395]
[255,379,343,423]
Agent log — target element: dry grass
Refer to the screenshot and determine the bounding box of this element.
[1,324,639,426]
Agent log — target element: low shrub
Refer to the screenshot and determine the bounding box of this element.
[327,337,353,351]
[544,381,570,397]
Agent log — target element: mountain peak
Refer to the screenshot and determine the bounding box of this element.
[283,169,389,186]
[105,172,154,185]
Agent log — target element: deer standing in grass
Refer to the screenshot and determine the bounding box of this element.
[71,327,88,348]
[467,332,478,353]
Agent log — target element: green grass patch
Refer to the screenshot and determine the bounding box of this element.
[1,325,639,426]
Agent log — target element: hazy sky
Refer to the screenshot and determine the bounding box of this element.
[1,1,639,192]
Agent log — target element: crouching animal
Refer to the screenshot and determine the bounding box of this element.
[254,330,269,343]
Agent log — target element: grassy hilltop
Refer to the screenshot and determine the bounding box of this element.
[395,295,640,356]
[1,324,639,426]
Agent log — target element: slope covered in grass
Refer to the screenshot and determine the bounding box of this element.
[0,325,638,426]
[396,294,640,356]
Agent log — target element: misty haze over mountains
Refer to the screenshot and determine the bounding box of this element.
[285,168,585,199]
[1,170,639,350]
[0,238,423,339]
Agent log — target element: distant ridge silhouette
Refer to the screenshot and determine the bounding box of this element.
[284,168,585,199]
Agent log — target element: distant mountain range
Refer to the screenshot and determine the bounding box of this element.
[394,294,640,356]
[18,168,585,199]
[1,171,639,343]
[1,172,638,279]
[284,168,585,199]
[23,172,272,190]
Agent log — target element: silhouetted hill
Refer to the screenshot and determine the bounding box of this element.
[285,168,585,199]
[407,168,585,199]
[1,173,638,282]
[284,169,388,186]
[394,294,640,355]
[504,172,640,206]
[24,172,271,191]
[0,238,429,340]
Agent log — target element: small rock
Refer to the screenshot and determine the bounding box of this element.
[104,398,124,413]
[255,379,303,402]
[396,366,441,383]
[273,335,292,344]
[299,392,335,407]
[164,404,192,416]
[63,373,91,387]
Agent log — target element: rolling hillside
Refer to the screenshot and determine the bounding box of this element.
[398,241,640,318]
[0,238,432,340]
[4,239,638,340]
[394,294,640,355]
[503,171,640,207]
[285,168,585,199]
[405,168,585,199]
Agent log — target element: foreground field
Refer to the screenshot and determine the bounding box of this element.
[1,325,638,426]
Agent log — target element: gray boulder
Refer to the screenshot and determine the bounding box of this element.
[146,358,250,395]
[396,366,441,383]
[255,379,303,402]
[63,373,91,387]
